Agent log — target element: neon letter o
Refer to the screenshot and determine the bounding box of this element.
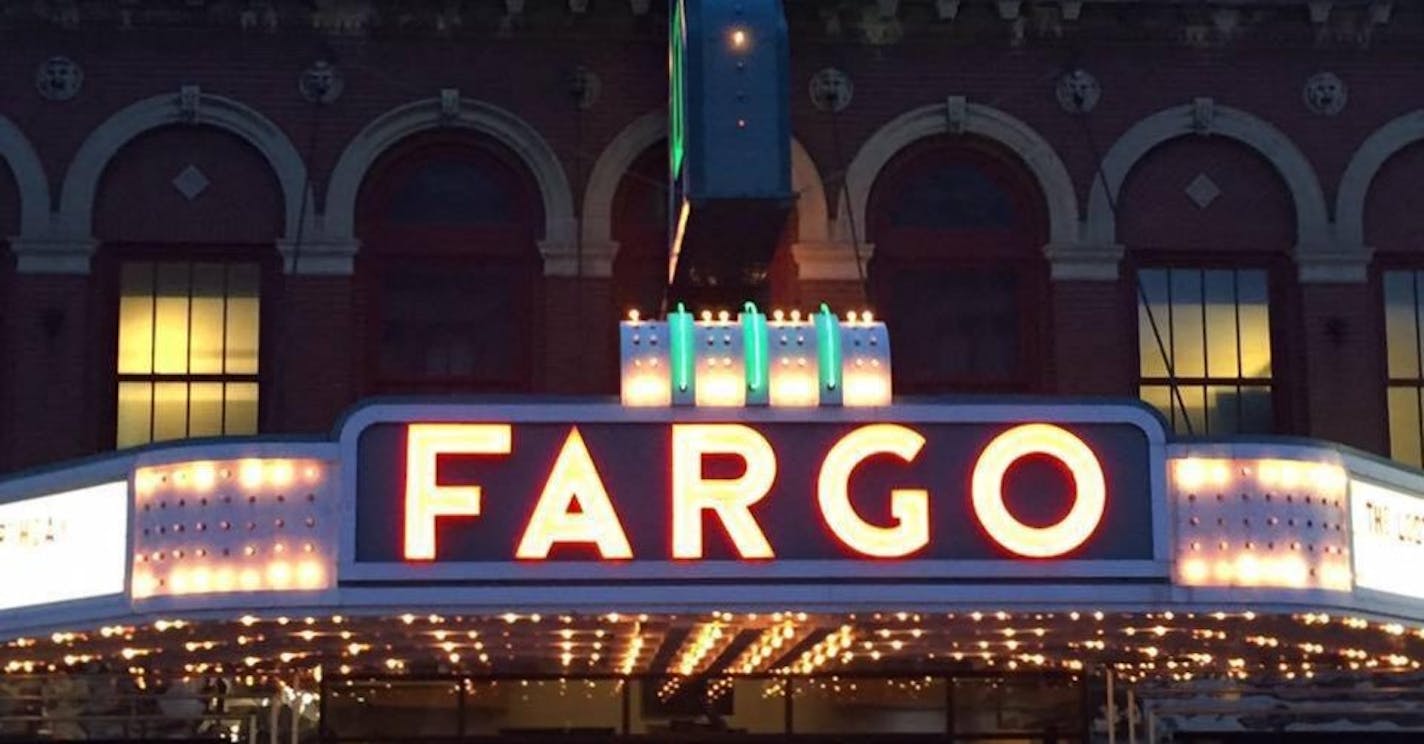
[970,423,1107,558]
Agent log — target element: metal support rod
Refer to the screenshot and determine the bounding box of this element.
[1106,668,1116,744]
[457,679,468,740]
[1147,708,1157,744]
[317,671,328,744]
[621,679,632,735]
[784,678,794,734]
[248,713,258,744]
[290,684,300,744]
[1128,687,1137,744]
[945,676,956,737]
[268,696,279,744]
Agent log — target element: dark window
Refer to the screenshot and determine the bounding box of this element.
[887,162,1015,229]
[1137,267,1273,435]
[356,134,540,394]
[386,160,512,225]
[373,261,528,389]
[884,266,1022,387]
[867,136,1049,393]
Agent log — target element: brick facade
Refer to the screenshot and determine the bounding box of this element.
[1,1,1423,472]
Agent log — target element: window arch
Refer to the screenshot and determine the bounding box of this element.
[866,135,1050,394]
[93,126,283,449]
[356,132,542,394]
[1117,136,1297,436]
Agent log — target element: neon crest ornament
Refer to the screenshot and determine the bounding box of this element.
[620,302,891,407]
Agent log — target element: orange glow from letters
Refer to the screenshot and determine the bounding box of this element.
[671,424,776,559]
[817,424,929,557]
[403,424,512,560]
[516,428,633,560]
[970,423,1106,558]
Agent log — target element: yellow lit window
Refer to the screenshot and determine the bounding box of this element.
[1383,270,1424,467]
[116,262,260,448]
[1137,268,1273,435]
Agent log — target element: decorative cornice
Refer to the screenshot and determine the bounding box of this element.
[1044,242,1125,282]
[1296,243,1373,284]
[277,239,359,276]
[9,237,97,275]
[540,240,616,279]
[791,241,870,282]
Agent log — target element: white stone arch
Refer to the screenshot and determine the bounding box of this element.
[1336,109,1424,251]
[579,109,832,276]
[58,91,311,246]
[324,96,576,275]
[0,114,51,238]
[1084,101,1333,269]
[836,99,1080,258]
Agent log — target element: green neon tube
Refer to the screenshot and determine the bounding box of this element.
[815,303,841,391]
[742,302,768,393]
[670,302,695,393]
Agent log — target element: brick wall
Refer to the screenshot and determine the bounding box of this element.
[1,18,1423,472]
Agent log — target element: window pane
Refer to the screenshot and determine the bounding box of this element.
[1169,269,1206,378]
[1384,271,1422,380]
[1206,385,1241,435]
[378,263,523,385]
[1137,270,1170,378]
[224,265,261,375]
[1237,270,1271,378]
[152,382,189,442]
[188,382,225,438]
[1203,270,1240,378]
[1139,385,1174,430]
[1239,385,1274,435]
[1176,385,1207,436]
[152,264,191,374]
[117,263,155,375]
[1388,386,1423,468]
[116,382,152,449]
[188,263,226,374]
[224,383,259,435]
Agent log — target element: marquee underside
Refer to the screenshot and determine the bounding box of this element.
[9,608,1423,684]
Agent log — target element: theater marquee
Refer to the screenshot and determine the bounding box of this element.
[339,403,1170,587]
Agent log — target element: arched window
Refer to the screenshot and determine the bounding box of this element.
[866,136,1049,394]
[356,133,542,394]
[1119,137,1295,436]
[94,126,282,449]
[1367,140,1424,465]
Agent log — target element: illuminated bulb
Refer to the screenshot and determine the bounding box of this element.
[628,309,640,322]
[846,311,858,323]
[192,463,217,491]
[790,309,801,322]
[239,460,265,490]
[266,561,293,589]
[701,310,713,322]
[862,311,873,323]
[718,310,730,322]
[730,28,748,49]
[297,561,326,589]
[268,461,295,488]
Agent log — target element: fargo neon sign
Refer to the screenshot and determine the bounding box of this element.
[391,422,1112,563]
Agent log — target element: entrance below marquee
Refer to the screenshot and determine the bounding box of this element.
[321,673,1084,742]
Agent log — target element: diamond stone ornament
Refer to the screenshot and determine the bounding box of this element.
[172,165,210,201]
[1185,173,1221,209]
